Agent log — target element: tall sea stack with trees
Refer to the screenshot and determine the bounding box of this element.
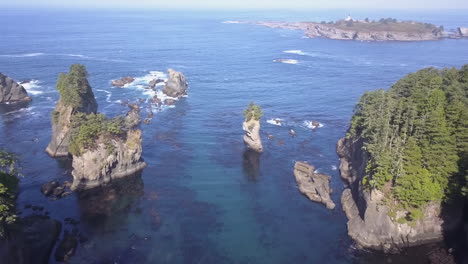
[338,65,468,251]
[45,65,98,157]
[242,102,264,153]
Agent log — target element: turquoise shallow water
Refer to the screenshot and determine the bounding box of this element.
[1,8,468,263]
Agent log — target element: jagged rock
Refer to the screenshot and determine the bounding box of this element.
[41,181,59,196]
[338,137,462,251]
[0,215,62,264]
[243,119,263,153]
[162,69,188,98]
[125,103,141,129]
[54,233,78,262]
[111,76,134,87]
[0,73,31,103]
[71,129,146,191]
[52,186,65,197]
[148,78,164,90]
[46,65,98,157]
[152,95,162,105]
[293,161,335,209]
[164,99,176,105]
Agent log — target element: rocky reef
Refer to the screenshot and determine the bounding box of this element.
[293,161,335,209]
[0,73,31,103]
[162,69,188,98]
[111,76,135,87]
[45,65,98,157]
[242,102,263,153]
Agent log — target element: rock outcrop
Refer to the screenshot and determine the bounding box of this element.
[0,73,31,103]
[293,161,335,209]
[46,65,98,157]
[111,76,135,87]
[162,69,188,98]
[70,109,146,190]
[243,118,263,153]
[337,136,462,251]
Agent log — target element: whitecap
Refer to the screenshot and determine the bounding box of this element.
[266,118,284,126]
[283,50,305,55]
[222,21,241,24]
[273,59,299,64]
[21,80,43,95]
[0,53,45,58]
[96,89,112,103]
[331,165,337,171]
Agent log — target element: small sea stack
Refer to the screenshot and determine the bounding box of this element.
[0,73,31,103]
[242,102,263,153]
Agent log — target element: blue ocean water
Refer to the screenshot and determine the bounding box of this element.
[1,8,468,263]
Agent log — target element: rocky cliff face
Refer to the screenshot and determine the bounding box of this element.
[0,73,31,103]
[45,66,98,157]
[337,137,461,251]
[70,110,146,191]
[162,69,188,98]
[243,119,263,153]
[293,161,335,209]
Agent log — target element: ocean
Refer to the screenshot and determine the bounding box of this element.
[1,8,468,263]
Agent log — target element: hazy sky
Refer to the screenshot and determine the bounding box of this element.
[3,0,468,9]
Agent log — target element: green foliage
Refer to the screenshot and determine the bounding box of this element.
[69,113,124,156]
[243,102,263,122]
[0,150,20,238]
[349,65,468,216]
[56,64,95,108]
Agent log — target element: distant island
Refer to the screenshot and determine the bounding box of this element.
[229,16,468,41]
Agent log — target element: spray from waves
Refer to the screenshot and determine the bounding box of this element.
[302,120,324,129]
[331,165,337,171]
[283,50,306,55]
[0,53,45,58]
[21,80,44,95]
[273,59,299,64]
[96,89,112,103]
[267,118,284,126]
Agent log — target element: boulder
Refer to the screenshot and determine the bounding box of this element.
[293,161,335,209]
[162,69,188,98]
[0,73,31,103]
[243,119,263,153]
[459,27,468,37]
[111,76,134,87]
[164,99,176,105]
[41,181,59,196]
[148,78,164,90]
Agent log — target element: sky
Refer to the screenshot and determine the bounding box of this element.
[2,0,468,9]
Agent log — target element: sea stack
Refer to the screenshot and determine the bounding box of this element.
[70,105,146,190]
[0,73,31,103]
[293,161,335,210]
[162,69,188,98]
[242,102,263,153]
[45,64,98,157]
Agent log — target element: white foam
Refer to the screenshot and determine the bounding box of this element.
[331,165,337,171]
[222,21,241,24]
[283,50,305,55]
[96,89,112,103]
[21,80,43,95]
[266,118,284,126]
[303,120,324,129]
[0,53,45,58]
[274,59,299,64]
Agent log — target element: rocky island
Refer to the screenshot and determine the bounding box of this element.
[46,64,146,190]
[337,65,468,251]
[251,17,467,41]
[0,73,31,103]
[293,161,335,209]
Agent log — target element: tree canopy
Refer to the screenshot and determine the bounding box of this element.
[348,65,468,220]
[56,64,96,108]
[0,150,20,237]
[243,102,263,122]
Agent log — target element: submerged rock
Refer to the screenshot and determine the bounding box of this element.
[0,215,62,264]
[54,233,78,262]
[111,76,135,87]
[293,161,335,209]
[41,181,59,196]
[162,69,188,98]
[46,65,98,157]
[0,73,31,103]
